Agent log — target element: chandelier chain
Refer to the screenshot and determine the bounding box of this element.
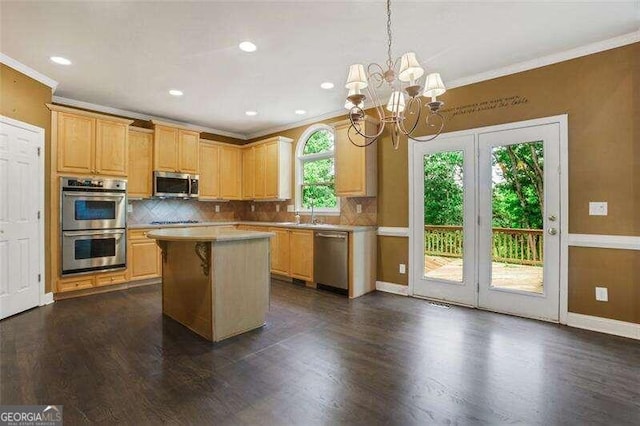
[386,0,393,69]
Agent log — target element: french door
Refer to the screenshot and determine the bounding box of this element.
[410,118,562,322]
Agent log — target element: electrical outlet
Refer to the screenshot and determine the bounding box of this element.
[399,263,406,274]
[589,202,608,216]
[276,205,280,212]
[251,204,255,212]
[356,204,362,214]
[287,204,294,212]
[127,203,133,213]
[595,286,608,302]
[215,205,220,213]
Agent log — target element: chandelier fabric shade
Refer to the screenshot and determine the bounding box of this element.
[386,91,406,113]
[345,64,368,90]
[398,52,424,83]
[423,73,446,100]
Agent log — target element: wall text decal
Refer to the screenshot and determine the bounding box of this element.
[441,95,529,118]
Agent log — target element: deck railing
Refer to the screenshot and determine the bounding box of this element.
[424,225,543,266]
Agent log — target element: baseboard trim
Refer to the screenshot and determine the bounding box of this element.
[376,281,409,296]
[377,227,409,237]
[567,312,640,340]
[40,292,54,305]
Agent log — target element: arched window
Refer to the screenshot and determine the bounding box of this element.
[295,124,339,213]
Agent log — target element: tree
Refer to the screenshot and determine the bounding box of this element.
[424,151,464,226]
[301,130,337,209]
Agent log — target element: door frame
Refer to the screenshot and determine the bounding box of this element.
[408,114,569,324]
[0,115,47,306]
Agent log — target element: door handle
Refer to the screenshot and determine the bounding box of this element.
[63,230,125,237]
[316,233,347,239]
[547,227,558,235]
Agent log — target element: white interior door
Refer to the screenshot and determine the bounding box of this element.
[411,134,476,306]
[477,123,561,321]
[0,117,44,320]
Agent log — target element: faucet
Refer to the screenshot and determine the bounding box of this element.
[310,198,318,225]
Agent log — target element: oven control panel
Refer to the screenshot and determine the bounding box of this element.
[61,177,127,191]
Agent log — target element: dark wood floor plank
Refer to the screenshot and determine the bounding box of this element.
[1,280,639,425]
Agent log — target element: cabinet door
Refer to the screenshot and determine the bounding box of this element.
[290,230,314,281]
[242,147,255,199]
[254,144,266,198]
[129,239,161,280]
[219,146,242,199]
[270,228,290,275]
[265,141,279,199]
[57,112,95,174]
[128,130,153,198]
[95,119,128,176]
[199,143,220,199]
[56,275,95,293]
[335,124,366,196]
[179,130,199,173]
[154,126,179,172]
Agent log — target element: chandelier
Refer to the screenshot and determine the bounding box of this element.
[344,0,447,149]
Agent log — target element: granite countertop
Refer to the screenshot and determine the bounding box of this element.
[146,226,275,242]
[129,221,376,232]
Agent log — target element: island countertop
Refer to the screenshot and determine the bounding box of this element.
[146,226,274,242]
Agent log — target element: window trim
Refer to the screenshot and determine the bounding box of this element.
[295,123,340,214]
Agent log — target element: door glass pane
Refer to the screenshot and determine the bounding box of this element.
[490,141,544,293]
[74,200,116,220]
[423,151,464,282]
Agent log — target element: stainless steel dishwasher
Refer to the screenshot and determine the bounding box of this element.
[314,231,349,293]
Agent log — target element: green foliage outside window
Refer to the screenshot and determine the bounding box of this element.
[300,130,338,209]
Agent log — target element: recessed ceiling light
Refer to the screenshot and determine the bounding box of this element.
[169,89,183,96]
[320,82,334,90]
[239,41,257,53]
[50,56,71,65]
[294,110,306,115]
[245,110,258,116]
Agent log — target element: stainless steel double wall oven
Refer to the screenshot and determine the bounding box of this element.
[60,177,127,275]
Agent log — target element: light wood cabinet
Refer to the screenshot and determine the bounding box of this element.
[152,121,200,174]
[242,147,255,199]
[199,142,221,200]
[55,109,131,176]
[269,228,290,276]
[128,128,154,198]
[242,136,292,200]
[128,229,162,281]
[289,230,314,281]
[57,275,95,292]
[334,117,379,197]
[178,130,199,174]
[219,145,242,200]
[95,271,128,287]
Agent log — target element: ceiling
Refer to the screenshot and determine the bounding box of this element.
[1,1,639,138]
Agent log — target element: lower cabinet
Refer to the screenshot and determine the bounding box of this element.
[289,230,314,281]
[237,225,314,282]
[127,229,162,281]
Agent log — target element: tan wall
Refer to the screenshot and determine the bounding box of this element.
[0,64,53,291]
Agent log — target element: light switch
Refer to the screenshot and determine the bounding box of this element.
[356,204,362,214]
[589,202,608,216]
[251,204,255,212]
[399,264,406,274]
[595,286,608,302]
[215,205,220,213]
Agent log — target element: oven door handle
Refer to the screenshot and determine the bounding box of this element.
[63,192,126,199]
[63,230,125,237]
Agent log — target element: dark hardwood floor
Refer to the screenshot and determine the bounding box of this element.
[1,280,639,425]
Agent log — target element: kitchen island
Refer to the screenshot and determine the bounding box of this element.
[146,226,274,342]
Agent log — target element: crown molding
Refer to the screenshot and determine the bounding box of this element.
[245,108,351,140]
[52,96,246,140]
[446,30,640,89]
[0,53,58,90]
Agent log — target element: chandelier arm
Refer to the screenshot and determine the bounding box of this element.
[397,98,422,136]
[367,63,386,89]
[365,83,386,120]
[348,109,386,141]
[347,122,380,148]
[410,112,447,142]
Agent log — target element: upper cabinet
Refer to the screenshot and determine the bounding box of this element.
[51,106,132,176]
[152,121,199,174]
[199,140,242,200]
[242,136,292,200]
[128,128,154,198]
[334,117,379,197]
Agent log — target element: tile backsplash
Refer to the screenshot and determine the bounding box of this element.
[128,197,377,226]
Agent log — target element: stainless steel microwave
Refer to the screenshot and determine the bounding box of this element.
[154,171,199,198]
